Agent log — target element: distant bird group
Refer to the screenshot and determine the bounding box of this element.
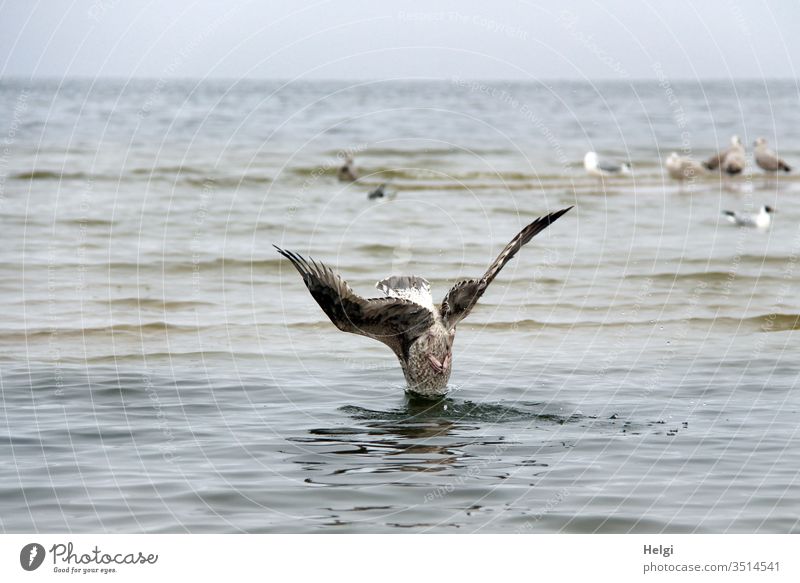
[672,136,785,229]
[340,143,781,236]
[669,136,790,180]
[585,136,788,230]
[586,136,791,183]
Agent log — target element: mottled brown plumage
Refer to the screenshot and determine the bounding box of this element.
[705,135,745,174]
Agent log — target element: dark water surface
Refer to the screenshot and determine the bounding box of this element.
[1,79,799,532]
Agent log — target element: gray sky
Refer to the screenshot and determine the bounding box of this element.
[1,0,798,80]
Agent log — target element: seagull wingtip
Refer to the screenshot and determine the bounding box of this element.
[552,205,574,218]
[273,245,296,260]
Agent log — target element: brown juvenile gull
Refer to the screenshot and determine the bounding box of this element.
[665,152,706,181]
[704,135,745,174]
[275,207,572,399]
[722,137,746,175]
[338,155,358,182]
[754,138,791,173]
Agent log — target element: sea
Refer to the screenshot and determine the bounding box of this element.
[0,78,798,533]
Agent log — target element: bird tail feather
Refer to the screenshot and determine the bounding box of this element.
[376,275,433,310]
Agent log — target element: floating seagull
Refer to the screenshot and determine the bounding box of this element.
[583,152,631,179]
[367,183,396,200]
[665,152,706,181]
[338,155,358,182]
[275,207,572,399]
[723,205,774,229]
[704,135,745,175]
[754,138,791,173]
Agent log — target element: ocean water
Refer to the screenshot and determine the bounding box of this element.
[1,78,799,533]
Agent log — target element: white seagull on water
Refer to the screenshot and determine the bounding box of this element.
[584,151,631,179]
[723,205,774,229]
[275,207,573,399]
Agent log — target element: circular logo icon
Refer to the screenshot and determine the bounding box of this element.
[20,543,45,571]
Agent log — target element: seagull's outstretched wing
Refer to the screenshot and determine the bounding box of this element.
[275,246,434,354]
[440,207,573,328]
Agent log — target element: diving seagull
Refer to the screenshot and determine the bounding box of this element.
[338,155,358,182]
[754,138,791,173]
[583,152,631,179]
[723,205,774,229]
[665,152,706,181]
[704,135,745,175]
[275,207,572,399]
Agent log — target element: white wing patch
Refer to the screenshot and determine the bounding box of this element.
[376,275,435,312]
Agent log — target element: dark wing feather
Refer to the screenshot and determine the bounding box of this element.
[274,246,434,354]
[597,161,622,173]
[440,207,572,328]
[703,150,726,170]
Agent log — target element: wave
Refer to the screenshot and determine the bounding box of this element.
[576,254,800,271]
[628,270,787,283]
[8,168,272,188]
[710,313,800,332]
[463,313,800,332]
[0,321,199,340]
[324,147,516,156]
[11,170,95,181]
[105,297,214,310]
[82,351,263,365]
[287,164,574,184]
[353,243,399,254]
[130,165,206,176]
[60,217,117,227]
[9,257,286,272]
[19,165,794,193]
[184,175,272,187]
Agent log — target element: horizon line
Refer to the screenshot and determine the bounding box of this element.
[1,75,799,84]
